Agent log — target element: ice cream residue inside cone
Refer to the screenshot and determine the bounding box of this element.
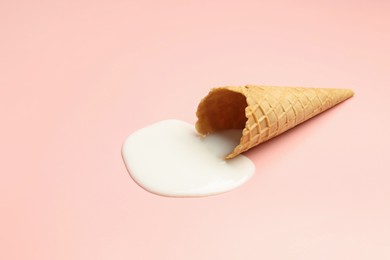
[196,88,248,158]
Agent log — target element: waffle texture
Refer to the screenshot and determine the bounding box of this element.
[196,85,354,159]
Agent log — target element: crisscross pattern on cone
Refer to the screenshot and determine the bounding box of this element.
[196,85,354,159]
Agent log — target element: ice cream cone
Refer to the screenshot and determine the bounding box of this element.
[195,85,354,159]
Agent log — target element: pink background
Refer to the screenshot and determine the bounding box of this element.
[1,0,390,259]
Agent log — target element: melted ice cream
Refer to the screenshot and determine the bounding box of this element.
[122,120,255,197]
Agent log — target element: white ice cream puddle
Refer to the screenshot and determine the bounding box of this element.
[122,120,255,197]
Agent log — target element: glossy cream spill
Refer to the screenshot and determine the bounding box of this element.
[122,120,255,197]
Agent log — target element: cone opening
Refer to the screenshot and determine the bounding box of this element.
[195,88,247,135]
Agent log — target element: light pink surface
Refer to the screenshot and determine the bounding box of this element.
[1,0,390,259]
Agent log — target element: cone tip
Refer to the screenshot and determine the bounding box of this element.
[345,88,355,98]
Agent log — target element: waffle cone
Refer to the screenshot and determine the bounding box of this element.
[195,85,354,159]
